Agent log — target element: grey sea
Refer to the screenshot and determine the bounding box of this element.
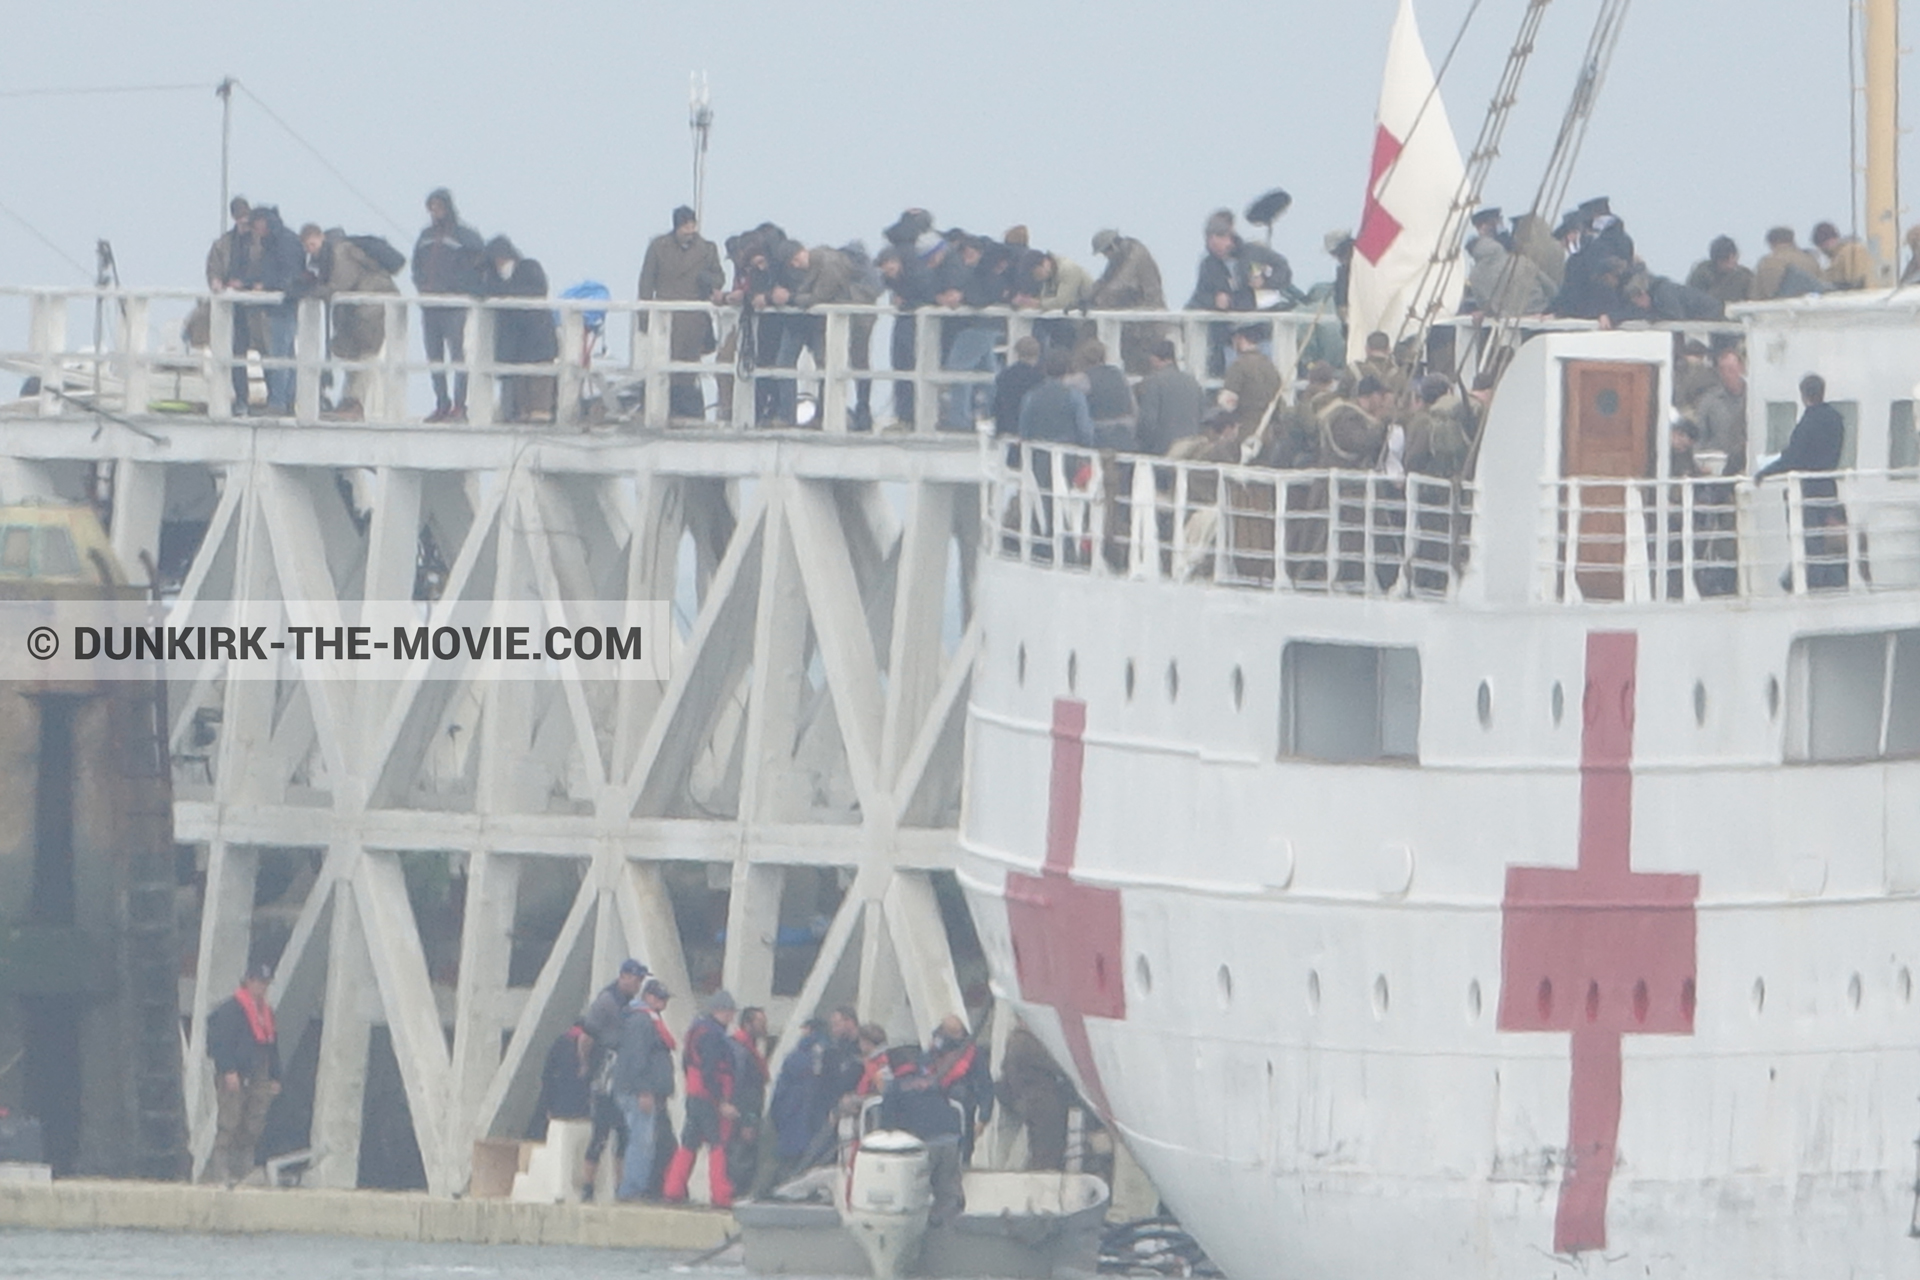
[0,1229,722,1279]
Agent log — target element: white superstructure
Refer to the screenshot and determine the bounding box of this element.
[960,303,1920,1277]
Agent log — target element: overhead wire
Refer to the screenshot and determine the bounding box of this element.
[0,83,207,99]
[233,83,408,236]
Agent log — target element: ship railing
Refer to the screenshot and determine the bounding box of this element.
[0,286,1322,433]
[987,440,1474,599]
[1546,468,1920,602]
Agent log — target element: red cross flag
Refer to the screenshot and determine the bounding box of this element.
[1347,0,1466,362]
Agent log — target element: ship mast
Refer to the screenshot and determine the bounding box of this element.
[1863,0,1898,285]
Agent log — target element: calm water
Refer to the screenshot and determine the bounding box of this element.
[0,1229,722,1279]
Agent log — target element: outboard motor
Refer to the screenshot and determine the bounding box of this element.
[843,1129,931,1279]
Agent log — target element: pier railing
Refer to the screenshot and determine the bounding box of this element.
[986,441,1474,599]
[1547,468,1920,601]
[0,286,1324,433]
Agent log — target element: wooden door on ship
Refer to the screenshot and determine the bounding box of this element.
[1562,360,1654,601]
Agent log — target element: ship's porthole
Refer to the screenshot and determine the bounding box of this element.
[1752,977,1766,1015]
[1124,659,1135,701]
[1067,651,1078,693]
[1693,679,1708,726]
[1466,979,1482,1021]
[1230,665,1245,712]
[1306,970,1321,1013]
[1166,660,1180,702]
[1476,681,1493,729]
[1372,975,1390,1018]
[1134,954,1152,995]
[1550,681,1565,726]
[1017,643,1026,687]
[1848,972,1863,1010]
[1900,967,1913,1005]
[1766,675,1780,720]
[1216,965,1234,1009]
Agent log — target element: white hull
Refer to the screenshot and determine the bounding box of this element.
[960,324,1920,1277]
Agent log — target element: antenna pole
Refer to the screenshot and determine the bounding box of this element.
[1864,0,1899,284]
[216,77,236,235]
[689,72,713,225]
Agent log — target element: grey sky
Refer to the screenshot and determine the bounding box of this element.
[0,0,1890,301]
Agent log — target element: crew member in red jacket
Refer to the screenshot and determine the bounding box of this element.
[662,989,739,1206]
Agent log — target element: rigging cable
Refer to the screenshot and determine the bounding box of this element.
[1368,0,1487,216]
[1848,0,1862,238]
[1403,0,1557,356]
[1475,0,1634,384]
[233,83,408,236]
[0,198,92,279]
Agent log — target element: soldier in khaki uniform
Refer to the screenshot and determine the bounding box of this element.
[1219,325,1282,439]
[1811,222,1874,291]
[1752,227,1826,300]
[299,224,399,419]
[787,242,881,430]
[1341,330,1408,400]
[1684,236,1755,304]
[1089,230,1167,374]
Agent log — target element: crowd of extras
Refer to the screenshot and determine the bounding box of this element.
[203,956,1069,1222]
[201,187,1902,480]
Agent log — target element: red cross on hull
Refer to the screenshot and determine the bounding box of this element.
[1004,698,1124,1116]
[1499,632,1699,1255]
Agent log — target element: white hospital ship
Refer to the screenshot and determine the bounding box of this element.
[957,4,1920,1274]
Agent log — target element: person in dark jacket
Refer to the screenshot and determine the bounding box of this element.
[1018,350,1095,446]
[1551,209,1635,321]
[767,1018,831,1180]
[203,961,280,1185]
[997,1025,1072,1171]
[204,196,264,407]
[926,1014,993,1165]
[412,188,484,422]
[1189,209,1293,375]
[880,210,945,426]
[1756,373,1850,589]
[1075,339,1137,450]
[877,1049,964,1225]
[534,1023,592,1140]
[727,1006,770,1196]
[993,336,1045,437]
[480,236,558,423]
[579,959,645,1197]
[239,206,304,415]
[638,206,725,421]
[1134,339,1204,455]
[662,990,739,1206]
[613,979,676,1201]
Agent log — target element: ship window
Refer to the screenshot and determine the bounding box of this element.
[0,527,30,574]
[1280,642,1420,763]
[1763,400,1858,469]
[1891,401,1919,475]
[1789,628,1920,762]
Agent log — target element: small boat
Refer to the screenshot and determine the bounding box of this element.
[734,1130,1109,1279]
